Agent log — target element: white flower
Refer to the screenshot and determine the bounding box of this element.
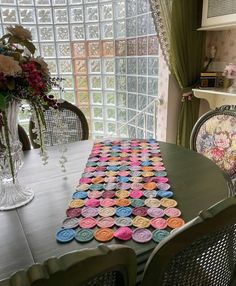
[32,57,50,75]
[0,54,22,76]
[223,63,236,79]
[7,25,32,41]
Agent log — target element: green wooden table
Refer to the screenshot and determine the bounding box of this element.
[0,140,229,281]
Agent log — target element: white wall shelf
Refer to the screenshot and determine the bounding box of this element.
[198,23,236,31]
[192,88,236,109]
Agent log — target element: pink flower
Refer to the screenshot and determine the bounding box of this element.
[214,132,230,149]
[223,63,236,78]
[21,61,45,94]
[32,57,49,75]
[211,148,224,161]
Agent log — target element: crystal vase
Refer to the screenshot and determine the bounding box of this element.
[0,100,34,210]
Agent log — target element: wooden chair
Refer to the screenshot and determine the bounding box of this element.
[0,244,137,286]
[190,105,236,196]
[18,124,31,151]
[142,196,236,286]
[29,101,89,148]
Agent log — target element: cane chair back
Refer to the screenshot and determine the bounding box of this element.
[29,101,89,148]
[142,196,236,286]
[0,245,137,286]
[190,105,236,195]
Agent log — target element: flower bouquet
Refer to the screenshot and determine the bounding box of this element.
[223,63,236,93]
[0,25,60,210]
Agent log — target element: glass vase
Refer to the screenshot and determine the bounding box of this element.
[0,100,34,210]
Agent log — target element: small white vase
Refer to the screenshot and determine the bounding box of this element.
[0,100,34,210]
[227,78,236,93]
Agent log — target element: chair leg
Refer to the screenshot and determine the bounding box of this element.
[222,172,235,197]
[232,180,236,196]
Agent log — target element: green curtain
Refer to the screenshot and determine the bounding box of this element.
[150,0,205,148]
[177,95,200,148]
[170,0,204,148]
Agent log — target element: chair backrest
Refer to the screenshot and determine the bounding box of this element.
[142,196,236,286]
[0,244,137,286]
[18,124,31,151]
[29,101,89,148]
[190,105,236,180]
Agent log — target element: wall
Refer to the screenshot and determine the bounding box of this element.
[198,29,236,115]
[206,29,236,63]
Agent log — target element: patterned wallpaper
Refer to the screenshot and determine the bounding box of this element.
[206,29,236,63]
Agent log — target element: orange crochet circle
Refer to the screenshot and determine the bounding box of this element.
[115,198,131,207]
[142,166,154,172]
[143,182,157,190]
[167,217,185,229]
[91,177,104,184]
[94,228,114,242]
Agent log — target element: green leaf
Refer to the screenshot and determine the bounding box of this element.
[15,48,24,54]
[8,35,20,44]
[0,93,6,110]
[22,40,36,54]
[0,34,10,42]
[8,36,36,54]
[10,52,21,61]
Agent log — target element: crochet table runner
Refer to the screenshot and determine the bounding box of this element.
[56,139,185,244]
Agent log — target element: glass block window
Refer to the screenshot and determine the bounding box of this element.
[114,0,159,139]
[0,0,159,139]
